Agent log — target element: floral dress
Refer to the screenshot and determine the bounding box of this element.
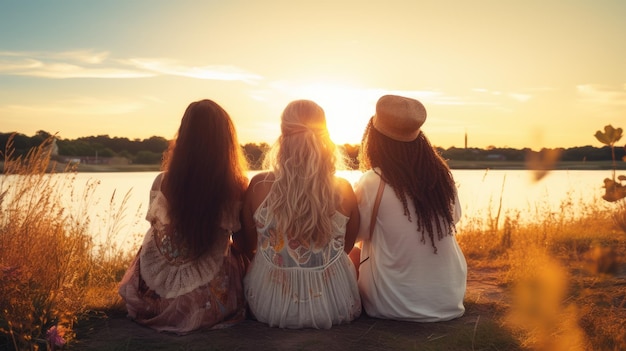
[243,197,361,329]
[118,190,247,335]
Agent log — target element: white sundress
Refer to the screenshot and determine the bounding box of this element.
[355,169,467,322]
[243,197,362,329]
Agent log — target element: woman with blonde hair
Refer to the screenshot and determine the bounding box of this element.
[242,99,361,329]
[119,99,249,334]
[355,95,466,322]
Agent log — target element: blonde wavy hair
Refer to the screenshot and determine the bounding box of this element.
[263,100,344,248]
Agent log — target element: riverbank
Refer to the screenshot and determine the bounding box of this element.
[69,264,520,351]
[447,159,626,170]
[67,255,626,351]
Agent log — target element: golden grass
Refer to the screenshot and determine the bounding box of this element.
[1,136,625,350]
[457,180,626,350]
[0,136,136,350]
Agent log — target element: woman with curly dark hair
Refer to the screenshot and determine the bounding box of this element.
[354,95,467,322]
[119,99,249,334]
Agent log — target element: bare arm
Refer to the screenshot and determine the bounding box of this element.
[338,178,360,254]
[240,172,271,260]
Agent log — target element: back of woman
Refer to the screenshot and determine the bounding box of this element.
[355,95,467,322]
[118,99,249,334]
[242,99,361,329]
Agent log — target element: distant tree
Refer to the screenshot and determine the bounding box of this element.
[57,139,95,157]
[134,150,162,164]
[30,130,53,147]
[339,144,360,169]
[442,147,483,161]
[141,136,169,154]
[243,142,270,170]
[0,133,32,157]
[118,150,133,161]
[97,147,115,158]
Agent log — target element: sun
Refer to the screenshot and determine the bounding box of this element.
[288,81,378,145]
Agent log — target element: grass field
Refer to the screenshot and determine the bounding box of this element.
[1,140,625,350]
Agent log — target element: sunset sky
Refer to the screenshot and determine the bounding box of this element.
[1,0,624,149]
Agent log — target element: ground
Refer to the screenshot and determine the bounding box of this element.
[69,266,520,351]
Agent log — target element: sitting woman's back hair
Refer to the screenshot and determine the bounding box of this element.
[161,99,248,259]
[360,120,456,253]
[263,100,344,248]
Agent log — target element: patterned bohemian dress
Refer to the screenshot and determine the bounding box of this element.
[118,189,247,335]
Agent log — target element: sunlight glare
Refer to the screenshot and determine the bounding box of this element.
[291,81,378,145]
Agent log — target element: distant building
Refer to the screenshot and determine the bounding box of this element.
[464,130,468,149]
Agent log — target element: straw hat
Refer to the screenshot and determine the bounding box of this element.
[372,95,427,142]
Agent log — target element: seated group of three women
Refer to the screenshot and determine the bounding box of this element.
[118,95,467,335]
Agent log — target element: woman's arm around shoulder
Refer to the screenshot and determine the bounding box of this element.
[336,177,359,254]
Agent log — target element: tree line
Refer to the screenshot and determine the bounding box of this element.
[1,130,624,170]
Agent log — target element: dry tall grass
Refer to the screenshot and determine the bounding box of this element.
[0,136,134,350]
[2,136,625,350]
[457,179,626,350]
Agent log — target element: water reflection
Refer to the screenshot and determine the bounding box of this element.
[13,169,608,251]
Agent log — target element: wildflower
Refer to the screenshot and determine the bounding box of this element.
[46,325,66,349]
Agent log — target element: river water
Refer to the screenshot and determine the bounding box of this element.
[1,169,615,251]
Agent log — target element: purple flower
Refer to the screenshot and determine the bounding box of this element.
[46,325,66,348]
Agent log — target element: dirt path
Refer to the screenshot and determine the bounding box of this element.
[70,267,518,351]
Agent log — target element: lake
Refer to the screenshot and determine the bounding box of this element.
[1,169,615,251]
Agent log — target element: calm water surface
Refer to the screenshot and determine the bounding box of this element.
[3,170,612,251]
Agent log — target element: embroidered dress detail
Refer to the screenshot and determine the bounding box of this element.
[244,197,361,329]
[139,192,229,299]
[118,189,247,335]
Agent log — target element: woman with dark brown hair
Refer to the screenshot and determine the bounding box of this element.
[354,95,467,322]
[119,99,249,334]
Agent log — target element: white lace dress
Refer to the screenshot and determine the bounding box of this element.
[243,197,361,329]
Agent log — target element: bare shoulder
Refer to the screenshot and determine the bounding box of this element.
[151,172,164,191]
[334,176,355,194]
[334,176,357,212]
[248,172,274,190]
[245,172,273,209]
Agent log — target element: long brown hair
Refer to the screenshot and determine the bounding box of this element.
[161,99,248,259]
[360,120,456,253]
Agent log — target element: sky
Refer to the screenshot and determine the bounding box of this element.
[0,0,625,149]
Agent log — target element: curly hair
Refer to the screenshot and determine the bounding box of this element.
[161,99,248,259]
[262,100,345,249]
[359,119,456,253]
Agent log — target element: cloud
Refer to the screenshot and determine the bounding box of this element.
[472,87,533,103]
[0,50,109,64]
[509,93,532,102]
[0,60,155,78]
[577,84,626,106]
[0,97,145,115]
[0,50,155,78]
[122,58,263,83]
[0,50,263,82]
